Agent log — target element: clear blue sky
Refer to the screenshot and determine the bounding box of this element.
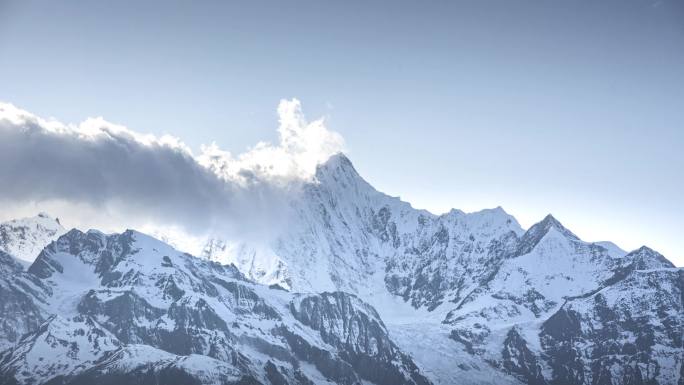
[1,0,683,264]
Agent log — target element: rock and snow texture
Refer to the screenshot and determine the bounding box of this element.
[0,213,65,264]
[0,228,430,385]
[197,153,683,385]
[0,315,121,384]
[0,153,682,385]
[0,250,50,351]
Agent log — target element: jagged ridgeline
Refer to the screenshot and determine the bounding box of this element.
[0,153,682,385]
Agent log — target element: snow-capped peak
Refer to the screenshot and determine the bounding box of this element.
[0,213,66,264]
[441,206,524,236]
[515,214,579,256]
[625,245,675,270]
[314,152,358,179]
[536,214,578,238]
[313,152,376,197]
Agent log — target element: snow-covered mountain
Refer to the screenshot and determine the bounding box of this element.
[0,153,681,385]
[0,213,65,264]
[198,153,683,385]
[0,228,429,385]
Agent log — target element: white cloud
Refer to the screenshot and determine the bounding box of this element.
[197,99,344,184]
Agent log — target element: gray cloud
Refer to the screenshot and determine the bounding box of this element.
[0,100,344,240]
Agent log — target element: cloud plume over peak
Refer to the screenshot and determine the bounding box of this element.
[0,98,345,239]
[198,98,345,185]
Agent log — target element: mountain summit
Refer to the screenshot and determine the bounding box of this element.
[0,213,65,264]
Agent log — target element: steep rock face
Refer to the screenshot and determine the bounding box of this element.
[445,217,625,326]
[0,251,49,351]
[290,292,430,385]
[28,228,137,281]
[208,154,526,314]
[0,229,431,385]
[540,267,683,385]
[384,207,522,311]
[440,219,682,385]
[501,328,546,385]
[0,214,65,264]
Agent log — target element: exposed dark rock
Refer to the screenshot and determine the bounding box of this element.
[501,328,547,385]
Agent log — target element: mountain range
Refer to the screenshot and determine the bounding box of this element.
[0,153,681,385]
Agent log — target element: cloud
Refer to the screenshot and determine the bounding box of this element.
[0,99,345,240]
[197,99,344,184]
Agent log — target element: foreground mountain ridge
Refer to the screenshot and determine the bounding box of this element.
[0,153,681,385]
[0,228,430,385]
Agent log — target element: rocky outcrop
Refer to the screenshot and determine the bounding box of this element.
[290,292,430,385]
[0,251,49,351]
[540,268,683,385]
[502,328,546,385]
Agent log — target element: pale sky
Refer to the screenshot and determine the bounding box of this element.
[0,0,683,265]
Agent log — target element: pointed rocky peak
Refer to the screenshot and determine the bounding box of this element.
[314,152,371,192]
[515,214,580,256]
[625,246,675,270]
[308,153,388,218]
[28,228,109,278]
[532,214,579,240]
[61,228,107,250]
[315,152,358,177]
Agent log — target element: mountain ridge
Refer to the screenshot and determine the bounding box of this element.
[0,227,432,385]
[0,152,681,385]
[195,153,684,385]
